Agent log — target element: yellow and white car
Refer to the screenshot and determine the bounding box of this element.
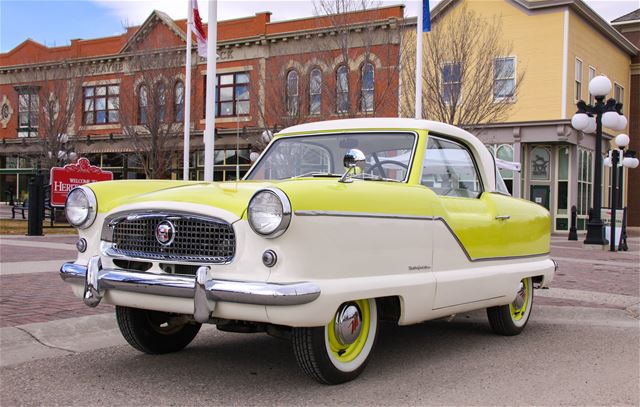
[60,118,556,384]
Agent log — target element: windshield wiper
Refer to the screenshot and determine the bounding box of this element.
[351,173,401,182]
[290,171,342,179]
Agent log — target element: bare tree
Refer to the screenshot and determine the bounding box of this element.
[402,5,525,130]
[313,0,404,118]
[14,62,86,171]
[255,0,404,139]
[118,48,184,179]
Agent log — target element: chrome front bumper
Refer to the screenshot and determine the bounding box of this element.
[60,256,321,323]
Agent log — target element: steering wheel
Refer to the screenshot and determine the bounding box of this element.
[364,160,409,179]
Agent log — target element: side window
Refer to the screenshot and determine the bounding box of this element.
[421,136,482,198]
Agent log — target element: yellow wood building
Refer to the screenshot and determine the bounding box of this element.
[402,0,638,232]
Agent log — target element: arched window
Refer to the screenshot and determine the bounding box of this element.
[156,82,167,123]
[530,146,550,180]
[174,81,184,122]
[360,62,374,112]
[286,70,299,116]
[138,84,148,125]
[336,65,349,113]
[309,68,322,115]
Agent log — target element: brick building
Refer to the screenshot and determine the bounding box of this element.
[0,6,405,200]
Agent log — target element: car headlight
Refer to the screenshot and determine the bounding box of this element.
[65,186,97,229]
[247,188,291,238]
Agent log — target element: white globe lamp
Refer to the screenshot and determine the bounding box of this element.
[249,152,260,162]
[603,157,612,167]
[617,115,628,131]
[571,113,590,131]
[589,75,612,97]
[584,117,597,134]
[623,157,640,169]
[602,111,621,130]
[615,134,630,148]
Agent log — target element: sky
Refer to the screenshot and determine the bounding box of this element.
[1,0,638,53]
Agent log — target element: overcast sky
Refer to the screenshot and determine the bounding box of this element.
[1,0,638,52]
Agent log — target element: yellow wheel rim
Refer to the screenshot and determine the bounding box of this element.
[327,299,370,363]
[509,278,530,321]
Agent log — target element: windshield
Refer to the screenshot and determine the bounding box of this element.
[246,132,416,182]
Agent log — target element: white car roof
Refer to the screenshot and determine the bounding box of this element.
[277,118,497,192]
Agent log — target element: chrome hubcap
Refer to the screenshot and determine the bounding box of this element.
[334,303,362,345]
[513,281,526,310]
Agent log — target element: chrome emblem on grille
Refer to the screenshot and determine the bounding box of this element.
[155,220,175,246]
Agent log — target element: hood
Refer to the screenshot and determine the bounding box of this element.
[87,178,431,221]
[88,180,273,219]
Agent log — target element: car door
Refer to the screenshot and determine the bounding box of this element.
[420,135,505,309]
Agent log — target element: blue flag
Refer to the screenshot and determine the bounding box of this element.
[423,0,431,32]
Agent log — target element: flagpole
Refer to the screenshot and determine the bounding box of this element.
[204,0,217,182]
[415,1,423,120]
[183,0,193,181]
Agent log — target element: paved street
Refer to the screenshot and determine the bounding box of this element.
[0,224,639,405]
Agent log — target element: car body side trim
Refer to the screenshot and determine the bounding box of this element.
[294,210,550,262]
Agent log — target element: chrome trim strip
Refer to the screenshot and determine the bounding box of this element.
[59,260,321,307]
[295,210,435,221]
[432,295,507,311]
[294,210,550,262]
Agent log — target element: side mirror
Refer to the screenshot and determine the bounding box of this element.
[343,149,366,169]
[340,149,366,183]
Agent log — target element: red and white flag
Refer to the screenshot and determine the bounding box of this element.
[191,0,207,58]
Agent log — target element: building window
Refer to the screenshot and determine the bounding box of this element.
[336,65,349,113]
[494,57,516,101]
[588,66,596,104]
[574,58,582,101]
[530,146,550,180]
[360,62,374,112]
[577,148,593,228]
[442,62,462,105]
[211,72,250,117]
[556,146,570,231]
[138,85,148,125]
[16,87,39,138]
[156,83,166,123]
[84,84,119,125]
[174,81,184,122]
[286,70,299,116]
[614,83,624,103]
[309,68,322,115]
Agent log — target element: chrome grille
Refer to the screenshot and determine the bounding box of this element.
[110,214,235,263]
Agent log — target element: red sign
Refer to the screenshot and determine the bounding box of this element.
[50,158,113,207]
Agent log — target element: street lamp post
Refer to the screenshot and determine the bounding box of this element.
[604,134,639,252]
[570,76,627,246]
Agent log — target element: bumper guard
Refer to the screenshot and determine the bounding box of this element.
[60,256,321,323]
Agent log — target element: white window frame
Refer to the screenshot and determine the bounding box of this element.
[493,56,517,102]
[309,68,322,116]
[614,82,624,104]
[360,62,375,112]
[574,58,583,102]
[588,66,596,105]
[286,70,299,116]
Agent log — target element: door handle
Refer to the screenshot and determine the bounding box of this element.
[495,215,511,220]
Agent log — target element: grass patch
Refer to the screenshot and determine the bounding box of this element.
[0,219,76,235]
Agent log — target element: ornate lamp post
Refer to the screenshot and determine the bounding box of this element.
[603,134,639,251]
[570,76,627,245]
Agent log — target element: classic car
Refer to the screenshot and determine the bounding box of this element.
[60,118,556,384]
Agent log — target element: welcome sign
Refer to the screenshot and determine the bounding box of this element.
[50,158,113,207]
